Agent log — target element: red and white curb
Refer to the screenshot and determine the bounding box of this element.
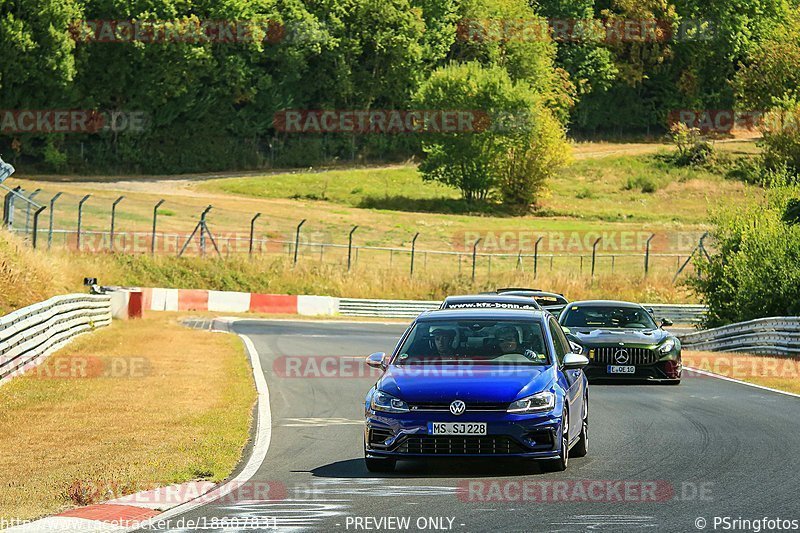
[145,288,335,315]
[3,481,215,532]
[110,288,338,319]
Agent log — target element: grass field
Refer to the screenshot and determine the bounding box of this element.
[197,142,757,224]
[0,315,256,521]
[5,142,761,261]
[1,140,763,304]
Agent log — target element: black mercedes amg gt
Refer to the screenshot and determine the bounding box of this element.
[557,300,681,384]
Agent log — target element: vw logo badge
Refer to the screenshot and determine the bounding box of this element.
[449,400,466,416]
[614,349,630,364]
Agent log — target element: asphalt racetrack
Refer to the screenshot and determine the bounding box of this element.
[137,320,800,532]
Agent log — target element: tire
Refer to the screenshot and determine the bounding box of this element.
[570,397,588,458]
[543,408,569,472]
[365,457,396,473]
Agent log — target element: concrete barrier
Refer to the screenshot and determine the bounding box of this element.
[208,291,251,313]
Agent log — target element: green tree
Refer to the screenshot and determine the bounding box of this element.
[451,0,575,122]
[734,8,800,110]
[414,62,569,206]
[0,0,80,107]
[689,182,800,326]
[494,104,570,210]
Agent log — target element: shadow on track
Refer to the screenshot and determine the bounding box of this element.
[305,457,575,479]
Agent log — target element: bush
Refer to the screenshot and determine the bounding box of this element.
[665,123,715,167]
[688,183,800,327]
[725,157,767,184]
[760,106,800,181]
[42,140,68,172]
[624,175,658,193]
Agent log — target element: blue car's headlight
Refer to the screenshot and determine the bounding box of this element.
[507,391,555,414]
[371,391,410,413]
[658,338,676,354]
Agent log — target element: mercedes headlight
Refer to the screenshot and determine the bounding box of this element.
[371,391,410,413]
[658,338,676,354]
[507,391,555,414]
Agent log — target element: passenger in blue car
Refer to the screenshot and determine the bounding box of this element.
[495,325,521,355]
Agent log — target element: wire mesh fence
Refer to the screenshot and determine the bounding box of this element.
[2,184,709,282]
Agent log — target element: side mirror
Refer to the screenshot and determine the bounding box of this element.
[563,353,589,369]
[366,352,387,369]
[568,340,583,354]
[660,318,674,327]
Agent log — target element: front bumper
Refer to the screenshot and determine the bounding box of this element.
[364,410,563,459]
[584,358,682,382]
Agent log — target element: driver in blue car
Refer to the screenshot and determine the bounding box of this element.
[431,327,457,357]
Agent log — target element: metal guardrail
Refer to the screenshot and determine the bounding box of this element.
[338,298,441,318]
[679,317,800,356]
[0,294,112,383]
[338,298,708,323]
[646,304,707,324]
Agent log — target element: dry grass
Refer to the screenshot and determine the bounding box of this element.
[0,231,143,313]
[84,253,696,303]
[0,315,256,521]
[0,232,80,314]
[0,227,699,321]
[683,351,800,394]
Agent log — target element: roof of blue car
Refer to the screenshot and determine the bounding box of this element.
[442,294,543,306]
[418,308,548,321]
[565,300,644,308]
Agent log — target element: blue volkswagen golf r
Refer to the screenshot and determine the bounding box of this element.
[363,308,590,472]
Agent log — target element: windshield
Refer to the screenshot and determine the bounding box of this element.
[561,306,657,329]
[394,319,550,365]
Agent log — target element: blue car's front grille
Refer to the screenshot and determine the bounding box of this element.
[393,435,526,455]
[408,402,508,412]
[591,346,659,365]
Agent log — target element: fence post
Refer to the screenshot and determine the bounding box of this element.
[48,192,63,250]
[32,206,46,249]
[410,232,420,277]
[293,219,306,266]
[3,186,21,227]
[644,233,655,276]
[698,232,711,261]
[24,188,42,233]
[472,238,481,283]
[77,194,91,251]
[200,205,212,256]
[516,251,522,271]
[533,236,543,278]
[673,232,709,282]
[591,237,602,278]
[347,225,358,271]
[249,212,261,257]
[151,199,165,255]
[110,196,125,251]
